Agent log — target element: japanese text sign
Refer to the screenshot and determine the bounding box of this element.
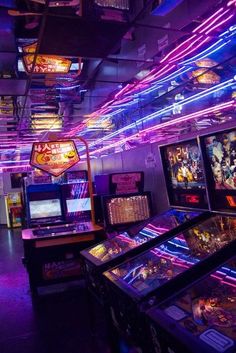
[30,140,80,177]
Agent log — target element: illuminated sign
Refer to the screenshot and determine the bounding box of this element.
[0,101,13,115]
[31,113,62,131]
[23,54,72,74]
[30,140,80,177]
[111,172,143,194]
[226,195,236,207]
[95,0,130,9]
[195,58,218,68]
[86,119,112,130]
[22,42,37,54]
[192,69,220,84]
[31,119,62,131]
[179,194,200,205]
[185,194,200,204]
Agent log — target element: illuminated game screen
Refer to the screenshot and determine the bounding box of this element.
[162,140,205,190]
[104,193,151,226]
[29,199,62,219]
[62,182,91,221]
[201,128,236,211]
[160,139,207,208]
[66,198,91,213]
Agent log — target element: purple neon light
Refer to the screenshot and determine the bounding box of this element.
[197,8,230,34]
[228,0,236,5]
[193,7,224,33]
[62,2,236,143]
[205,13,235,35]
[82,3,235,125]
[86,100,234,156]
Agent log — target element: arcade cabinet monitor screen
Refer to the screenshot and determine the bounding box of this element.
[66,198,91,213]
[109,172,144,194]
[160,138,207,209]
[201,128,236,210]
[29,199,62,219]
[61,182,91,221]
[10,172,28,188]
[103,192,151,226]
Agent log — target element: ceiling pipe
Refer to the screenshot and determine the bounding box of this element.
[17,0,51,137]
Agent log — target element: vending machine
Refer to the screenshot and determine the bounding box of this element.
[5,192,23,228]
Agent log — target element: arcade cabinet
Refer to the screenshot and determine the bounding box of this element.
[81,138,209,304]
[22,181,104,295]
[102,135,236,351]
[93,171,145,225]
[5,192,23,228]
[22,221,104,295]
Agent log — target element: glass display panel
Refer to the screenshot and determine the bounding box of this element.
[107,215,236,297]
[158,257,236,352]
[87,209,201,264]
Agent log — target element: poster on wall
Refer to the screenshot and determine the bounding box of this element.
[30,140,80,177]
[109,172,144,194]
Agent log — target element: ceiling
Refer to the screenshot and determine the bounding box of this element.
[0,0,236,168]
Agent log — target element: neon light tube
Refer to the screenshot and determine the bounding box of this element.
[192,7,224,33]
[87,100,234,155]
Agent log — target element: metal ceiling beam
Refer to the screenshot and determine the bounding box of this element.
[18,0,51,134]
[80,0,156,90]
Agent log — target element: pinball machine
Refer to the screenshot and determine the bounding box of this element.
[144,127,236,353]
[103,214,236,350]
[102,132,236,352]
[146,254,236,353]
[80,138,210,304]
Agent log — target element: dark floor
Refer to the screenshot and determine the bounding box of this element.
[0,227,111,353]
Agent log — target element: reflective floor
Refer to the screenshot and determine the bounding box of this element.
[0,227,110,353]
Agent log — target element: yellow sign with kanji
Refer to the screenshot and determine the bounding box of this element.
[30,140,80,176]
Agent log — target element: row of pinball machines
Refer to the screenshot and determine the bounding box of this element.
[81,127,236,353]
[21,169,155,295]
